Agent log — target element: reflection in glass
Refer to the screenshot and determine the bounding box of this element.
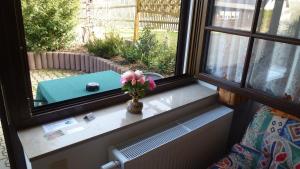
[205,32,249,83]
[247,39,300,104]
[257,0,300,38]
[212,0,256,31]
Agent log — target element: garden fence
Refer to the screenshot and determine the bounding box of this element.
[78,0,180,42]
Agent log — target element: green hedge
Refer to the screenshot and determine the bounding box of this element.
[85,28,176,75]
[22,0,79,52]
[85,33,124,59]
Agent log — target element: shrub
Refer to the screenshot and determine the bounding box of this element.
[85,33,124,59]
[151,42,176,75]
[121,43,140,63]
[136,27,158,66]
[22,0,79,52]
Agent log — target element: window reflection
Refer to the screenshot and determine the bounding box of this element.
[257,0,300,38]
[212,0,256,31]
[247,39,300,104]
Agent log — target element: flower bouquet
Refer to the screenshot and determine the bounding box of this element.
[121,70,156,114]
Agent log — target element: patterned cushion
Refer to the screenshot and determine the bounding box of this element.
[269,119,300,169]
[241,106,288,154]
[209,105,300,169]
[208,144,269,169]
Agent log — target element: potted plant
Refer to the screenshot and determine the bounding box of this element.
[121,70,156,114]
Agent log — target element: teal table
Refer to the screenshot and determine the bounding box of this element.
[35,70,121,105]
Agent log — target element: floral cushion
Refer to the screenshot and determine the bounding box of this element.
[241,106,288,155]
[268,119,300,169]
[208,144,269,169]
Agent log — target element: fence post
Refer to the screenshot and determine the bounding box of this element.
[133,0,140,42]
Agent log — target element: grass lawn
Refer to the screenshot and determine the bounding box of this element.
[112,28,179,49]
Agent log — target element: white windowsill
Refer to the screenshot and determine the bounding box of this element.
[18,82,217,161]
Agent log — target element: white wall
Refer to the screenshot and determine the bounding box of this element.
[26,96,223,169]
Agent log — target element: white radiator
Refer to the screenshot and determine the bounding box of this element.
[101,105,233,169]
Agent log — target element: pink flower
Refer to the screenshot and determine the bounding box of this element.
[131,79,137,86]
[120,77,128,85]
[121,70,136,85]
[134,70,143,79]
[138,76,146,84]
[148,77,156,91]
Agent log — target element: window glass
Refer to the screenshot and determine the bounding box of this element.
[257,0,300,39]
[247,39,300,104]
[205,32,249,83]
[21,0,182,107]
[212,0,256,31]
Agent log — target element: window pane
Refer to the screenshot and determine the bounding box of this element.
[212,0,256,31]
[247,39,300,104]
[21,0,183,107]
[257,0,300,38]
[205,32,249,83]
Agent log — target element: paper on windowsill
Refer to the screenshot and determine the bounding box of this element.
[42,118,78,134]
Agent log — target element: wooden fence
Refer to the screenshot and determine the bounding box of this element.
[78,0,180,42]
[27,52,128,74]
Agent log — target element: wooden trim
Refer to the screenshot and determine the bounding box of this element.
[186,0,208,75]
[174,0,191,75]
[252,33,300,45]
[241,0,261,87]
[205,26,251,37]
[197,74,300,117]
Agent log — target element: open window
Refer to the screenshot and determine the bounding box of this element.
[0,0,191,128]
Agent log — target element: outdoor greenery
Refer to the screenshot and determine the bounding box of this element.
[85,28,176,75]
[85,33,123,59]
[121,43,140,63]
[22,0,79,51]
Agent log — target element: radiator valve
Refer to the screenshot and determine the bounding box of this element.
[101,161,121,169]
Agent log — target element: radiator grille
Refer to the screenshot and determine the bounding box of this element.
[118,125,188,160]
[108,105,233,169]
[181,106,228,130]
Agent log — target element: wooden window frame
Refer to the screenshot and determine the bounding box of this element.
[0,0,193,129]
[196,0,300,116]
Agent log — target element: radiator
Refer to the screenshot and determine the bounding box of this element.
[101,105,233,169]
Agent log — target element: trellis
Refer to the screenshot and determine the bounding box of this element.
[78,0,181,42]
[134,0,181,40]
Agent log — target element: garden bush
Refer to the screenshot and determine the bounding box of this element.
[151,42,176,75]
[85,33,124,59]
[121,43,140,64]
[121,28,177,75]
[22,0,79,52]
[136,27,158,66]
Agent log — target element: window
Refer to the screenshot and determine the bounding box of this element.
[21,0,188,108]
[0,0,191,128]
[198,0,300,113]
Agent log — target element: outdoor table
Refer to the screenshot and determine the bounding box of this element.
[35,70,121,105]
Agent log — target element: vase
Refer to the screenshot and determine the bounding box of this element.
[127,98,143,114]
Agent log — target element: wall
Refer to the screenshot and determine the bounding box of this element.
[25,96,228,169]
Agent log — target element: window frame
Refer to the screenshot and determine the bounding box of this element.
[197,0,300,115]
[0,0,193,129]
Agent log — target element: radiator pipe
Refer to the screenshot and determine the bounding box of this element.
[101,161,121,169]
